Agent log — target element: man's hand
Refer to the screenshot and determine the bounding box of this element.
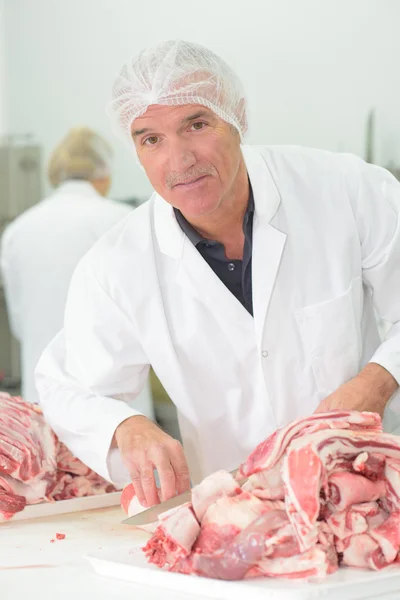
[315,362,398,416]
[114,415,191,508]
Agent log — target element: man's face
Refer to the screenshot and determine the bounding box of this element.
[131,104,242,218]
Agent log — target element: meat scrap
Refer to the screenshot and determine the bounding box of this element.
[142,411,400,580]
[143,503,200,569]
[0,394,116,521]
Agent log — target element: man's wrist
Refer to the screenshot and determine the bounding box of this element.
[355,362,398,411]
[112,414,148,448]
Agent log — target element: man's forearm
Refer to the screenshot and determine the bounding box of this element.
[354,362,398,412]
[315,362,398,416]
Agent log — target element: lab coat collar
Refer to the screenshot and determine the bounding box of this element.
[241,145,282,221]
[153,144,283,257]
[153,194,185,258]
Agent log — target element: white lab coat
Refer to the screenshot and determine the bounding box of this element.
[1,180,153,417]
[35,146,400,487]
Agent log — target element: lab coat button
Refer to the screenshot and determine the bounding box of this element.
[262,350,269,358]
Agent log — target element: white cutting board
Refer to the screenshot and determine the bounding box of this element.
[86,543,400,600]
[7,491,122,522]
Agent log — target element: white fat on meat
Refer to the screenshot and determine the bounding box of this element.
[242,461,285,500]
[385,459,400,509]
[194,491,269,554]
[369,511,400,564]
[327,472,386,511]
[326,502,388,540]
[353,452,386,480]
[248,547,332,580]
[201,491,268,530]
[339,512,399,570]
[0,474,49,505]
[191,470,238,521]
[340,534,382,569]
[158,502,200,550]
[239,411,382,478]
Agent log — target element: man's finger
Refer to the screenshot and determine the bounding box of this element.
[169,440,191,494]
[138,458,160,507]
[129,464,147,508]
[150,445,176,502]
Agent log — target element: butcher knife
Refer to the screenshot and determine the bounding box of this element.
[122,468,242,527]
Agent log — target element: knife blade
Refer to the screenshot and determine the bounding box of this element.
[122,468,241,527]
[122,489,192,527]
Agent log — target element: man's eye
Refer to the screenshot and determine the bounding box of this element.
[191,122,206,131]
[144,136,159,146]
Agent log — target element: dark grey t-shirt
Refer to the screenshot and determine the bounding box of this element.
[174,186,254,316]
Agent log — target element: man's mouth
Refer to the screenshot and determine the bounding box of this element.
[173,175,208,189]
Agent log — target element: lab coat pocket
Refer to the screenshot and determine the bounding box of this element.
[295,277,362,397]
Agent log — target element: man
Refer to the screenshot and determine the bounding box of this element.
[1,126,153,419]
[36,40,400,510]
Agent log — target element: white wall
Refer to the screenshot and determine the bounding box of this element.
[0,0,6,137]
[3,0,400,200]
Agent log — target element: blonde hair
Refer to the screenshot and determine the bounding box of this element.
[48,127,112,187]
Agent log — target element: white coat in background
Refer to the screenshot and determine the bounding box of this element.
[35,146,400,487]
[1,180,153,417]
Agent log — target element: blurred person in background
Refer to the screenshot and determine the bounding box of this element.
[0,127,153,418]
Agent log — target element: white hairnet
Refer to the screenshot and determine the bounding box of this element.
[48,127,112,187]
[107,40,248,148]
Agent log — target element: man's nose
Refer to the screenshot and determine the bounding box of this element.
[167,138,196,174]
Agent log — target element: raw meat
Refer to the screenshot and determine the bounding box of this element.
[327,472,386,511]
[238,411,382,502]
[192,510,291,580]
[143,503,200,569]
[0,394,116,521]
[143,410,400,581]
[337,511,400,572]
[191,470,239,521]
[385,459,400,509]
[239,411,382,478]
[242,462,285,500]
[0,393,57,482]
[0,486,26,519]
[282,428,400,551]
[57,443,92,476]
[248,547,333,580]
[326,502,386,539]
[193,490,270,554]
[52,443,115,499]
[353,452,386,480]
[121,482,136,516]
